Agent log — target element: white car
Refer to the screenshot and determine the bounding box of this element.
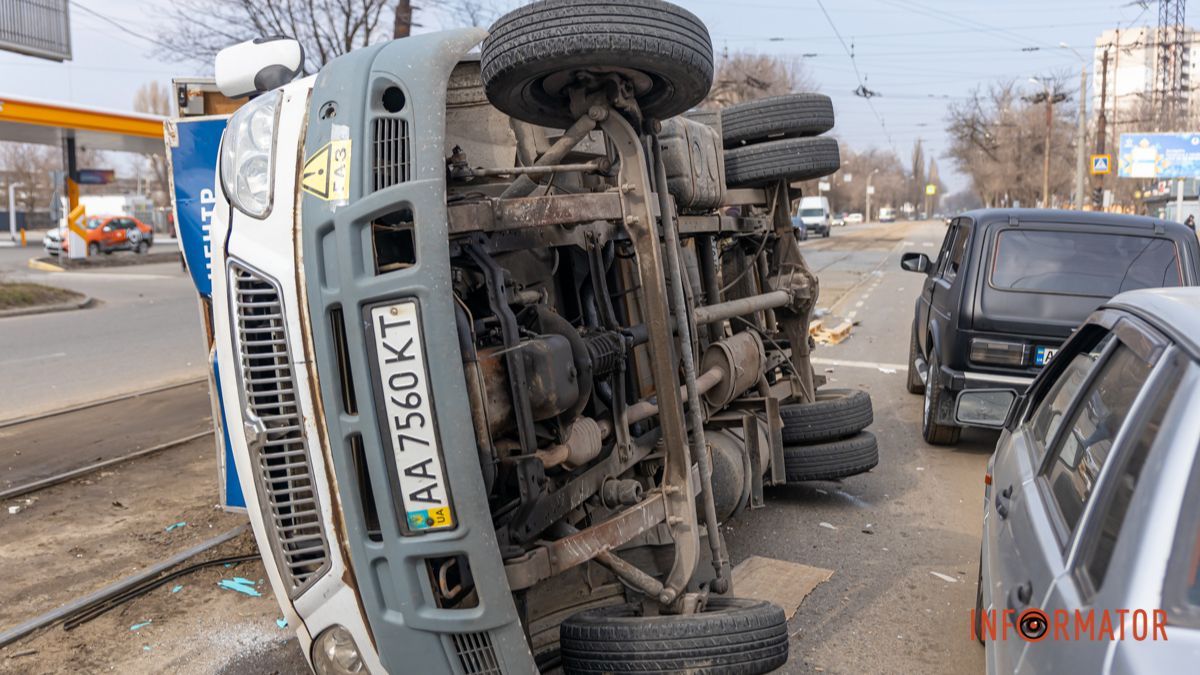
[846,212,864,224]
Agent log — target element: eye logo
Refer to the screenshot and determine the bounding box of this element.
[1018,608,1049,642]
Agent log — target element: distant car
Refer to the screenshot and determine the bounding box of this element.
[979,287,1200,674]
[846,212,864,225]
[832,214,846,227]
[901,209,1200,445]
[42,215,154,257]
[878,207,896,223]
[791,215,809,241]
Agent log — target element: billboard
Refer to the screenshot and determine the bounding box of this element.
[1119,133,1200,179]
[0,0,72,61]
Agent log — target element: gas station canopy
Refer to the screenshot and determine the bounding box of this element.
[0,93,165,155]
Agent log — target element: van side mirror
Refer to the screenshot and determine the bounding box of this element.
[900,252,931,274]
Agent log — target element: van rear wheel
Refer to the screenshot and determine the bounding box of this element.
[560,596,788,674]
[480,0,714,129]
[724,136,840,187]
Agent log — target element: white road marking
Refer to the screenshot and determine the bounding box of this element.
[812,357,907,371]
[847,311,858,319]
[0,352,66,367]
[855,301,864,308]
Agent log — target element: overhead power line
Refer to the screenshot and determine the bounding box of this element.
[813,0,897,153]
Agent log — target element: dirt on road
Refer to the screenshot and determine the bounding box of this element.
[0,439,295,674]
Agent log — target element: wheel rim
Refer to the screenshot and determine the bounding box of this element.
[922,361,934,432]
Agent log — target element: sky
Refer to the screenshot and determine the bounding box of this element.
[0,0,1164,194]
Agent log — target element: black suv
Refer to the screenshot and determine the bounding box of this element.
[901,209,1200,445]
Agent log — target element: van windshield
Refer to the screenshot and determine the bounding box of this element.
[990,229,1182,296]
[799,209,824,217]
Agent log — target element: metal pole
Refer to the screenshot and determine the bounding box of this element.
[1043,90,1053,208]
[1177,178,1185,221]
[1075,64,1088,209]
[7,181,23,241]
[865,171,874,222]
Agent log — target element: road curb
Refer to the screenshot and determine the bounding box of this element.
[0,295,93,319]
[26,257,65,272]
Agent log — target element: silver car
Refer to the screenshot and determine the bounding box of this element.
[979,287,1200,673]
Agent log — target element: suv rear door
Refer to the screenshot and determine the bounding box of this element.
[978,223,1185,342]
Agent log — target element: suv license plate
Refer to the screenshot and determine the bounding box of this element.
[1035,346,1058,366]
[369,301,455,533]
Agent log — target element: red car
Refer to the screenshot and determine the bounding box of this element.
[44,215,155,256]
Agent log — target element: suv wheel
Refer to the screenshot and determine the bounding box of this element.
[922,353,961,445]
[136,241,149,255]
[906,328,925,395]
[560,597,787,674]
[480,0,713,129]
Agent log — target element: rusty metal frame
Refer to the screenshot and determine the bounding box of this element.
[599,108,699,607]
[504,492,667,591]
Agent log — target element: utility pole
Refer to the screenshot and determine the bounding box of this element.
[1044,95,1053,207]
[394,0,414,38]
[1095,47,1110,209]
[1029,77,1066,208]
[865,169,878,222]
[1061,42,1089,210]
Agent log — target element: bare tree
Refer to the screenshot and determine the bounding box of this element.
[156,0,394,71]
[946,77,1078,208]
[703,51,815,108]
[0,143,59,212]
[134,82,172,206]
[909,139,925,211]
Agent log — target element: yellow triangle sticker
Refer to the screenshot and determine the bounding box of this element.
[301,139,351,201]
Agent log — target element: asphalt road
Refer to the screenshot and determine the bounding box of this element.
[0,238,208,421]
[726,219,993,674]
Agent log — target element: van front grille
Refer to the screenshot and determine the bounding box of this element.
[451,632,502,675]
[372,117,410,191]
[230,262,330,597]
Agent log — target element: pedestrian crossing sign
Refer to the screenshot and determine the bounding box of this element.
[1091,154,1111,175]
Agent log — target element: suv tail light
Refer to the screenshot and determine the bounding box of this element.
[969,339,1027,366]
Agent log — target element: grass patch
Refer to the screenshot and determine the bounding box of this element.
[0,282,83,311]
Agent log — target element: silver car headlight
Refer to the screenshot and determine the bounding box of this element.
[220,90,281,218]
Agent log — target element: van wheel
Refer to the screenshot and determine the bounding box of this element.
[922,354,961,445]
[724,137,840,187]
[560,597,787,674]
[906,328,925,395]
[721,93,835,147]
[780,388,872,444]
[783,432,878,482]
[480,0,713,129]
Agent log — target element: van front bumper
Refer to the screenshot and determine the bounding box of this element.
[295,29,535,675]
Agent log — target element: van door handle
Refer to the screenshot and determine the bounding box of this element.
[994,485,1012,519]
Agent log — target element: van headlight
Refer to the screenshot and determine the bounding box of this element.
[220,90,281,218]
[312,625,368,674]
